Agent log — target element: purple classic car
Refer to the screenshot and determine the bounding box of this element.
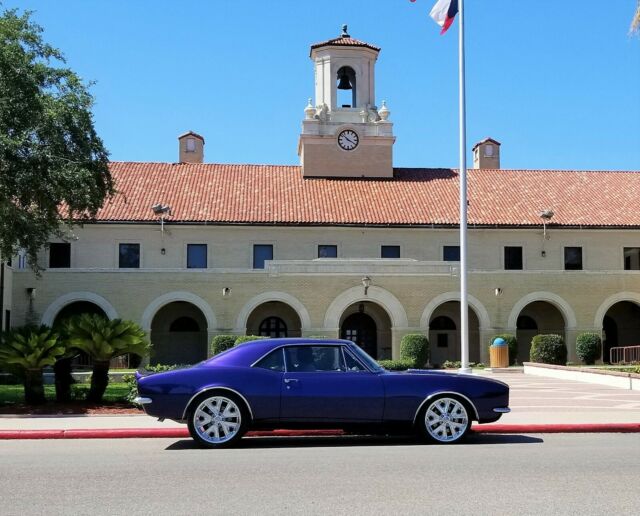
[135,338,510,448]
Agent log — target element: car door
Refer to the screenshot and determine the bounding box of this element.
[280,345,384,422]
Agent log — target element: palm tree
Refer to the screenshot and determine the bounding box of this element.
[0,326,65,404]
[632,2,640,34]
[65,314,149,403]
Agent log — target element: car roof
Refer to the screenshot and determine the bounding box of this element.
[206,338,355,368]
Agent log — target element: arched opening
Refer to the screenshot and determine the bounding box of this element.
[337,66,357,108]
[601,301,640,363]
[339,302,392,360]
[53,301,106,326]
[246,301,301,338]
[150,302,208,365]
[258,317,288,338]
[428,302,481,365]
[515,301,565,362]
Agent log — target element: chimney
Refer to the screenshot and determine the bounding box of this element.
[472,137,500,169]
[178,131,205,163]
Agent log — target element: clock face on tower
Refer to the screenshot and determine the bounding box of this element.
[337,130,359,151]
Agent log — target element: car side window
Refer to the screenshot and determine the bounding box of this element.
[254,349,285,372]
[284,346,345,372]
[343,349,367,372]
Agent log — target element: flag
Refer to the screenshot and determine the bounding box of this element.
[429,0,459,35]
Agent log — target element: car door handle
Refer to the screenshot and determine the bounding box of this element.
[283,378,298,384]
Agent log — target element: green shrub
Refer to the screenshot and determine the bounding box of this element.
[576,333,602,365]
[530,334,567,365]
[211,335,237,356]
[489,334,518,365]
[377,359,414,371]
[144,364,189,373]
[400,334,429,368]
[442,360,485,369]
[234,335,268,346]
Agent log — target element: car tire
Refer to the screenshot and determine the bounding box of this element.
[187,391,249,448]
[417,395,471,444]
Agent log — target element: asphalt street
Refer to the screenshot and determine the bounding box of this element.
[1,433,639,515]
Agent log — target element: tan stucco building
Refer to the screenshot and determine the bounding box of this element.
[2,29,640,366]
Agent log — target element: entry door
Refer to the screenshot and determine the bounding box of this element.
[279,346,384,422]
[341,313,378,359]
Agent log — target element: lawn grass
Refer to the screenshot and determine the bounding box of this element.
[0,382,131,405]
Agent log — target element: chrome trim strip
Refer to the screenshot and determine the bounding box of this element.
[182,387,254,421]
[133,397,152,405]
[413,392,480,424]
[493,407,511,413]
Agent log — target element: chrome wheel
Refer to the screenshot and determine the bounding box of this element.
[423,397,469,443]
[192,396,242,444]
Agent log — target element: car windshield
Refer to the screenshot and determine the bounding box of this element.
[349,344,383,372]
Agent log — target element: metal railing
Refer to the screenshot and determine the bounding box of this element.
[610,345,640,364]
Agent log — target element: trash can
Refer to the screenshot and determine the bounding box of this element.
[490,337,509,368]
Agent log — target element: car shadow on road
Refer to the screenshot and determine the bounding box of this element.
[164,433,543,451]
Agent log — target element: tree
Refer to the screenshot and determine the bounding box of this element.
[0,8,114,271]
[632,1,640,34]
[0,325,65,404]
[65,314,149,403]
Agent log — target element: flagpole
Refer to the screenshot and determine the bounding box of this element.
[458,0,471,374]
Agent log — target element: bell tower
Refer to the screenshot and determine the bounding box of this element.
[298,26,395,178]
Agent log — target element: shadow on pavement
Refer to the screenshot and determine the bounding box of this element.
[165,433,543,451]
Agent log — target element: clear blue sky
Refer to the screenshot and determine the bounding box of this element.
[8,0,640,170]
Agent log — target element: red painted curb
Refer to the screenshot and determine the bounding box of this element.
[1,424,639,440]
[472,423,640,433]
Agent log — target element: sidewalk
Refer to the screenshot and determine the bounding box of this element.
[2,371,640,438]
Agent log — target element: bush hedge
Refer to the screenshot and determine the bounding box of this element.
[489,334,518,365]
[576,333,602,365]
[377,359,414,371]
[529,334,567,365]
[400,334,430,368]
[211,335,237,356]
[234,335,268,346]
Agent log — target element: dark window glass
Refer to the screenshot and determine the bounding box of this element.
[318,245,338,258]
[169,317,200,332]
[437,334,449,348]
[4,310,10,332]
[254,349,285,372]
[49,243,71,268]
[343,350,366,371]
[6,256,11,267]
[443,246,460,261]
[381,245,400,258]
[564,247,583,270]
[259,317,288,338]
[284,346,345,372]
[504,246,523,270]
[119,243,140,268]
[253,244,273,269]
[187,244,207,268]
[624,247,640,270]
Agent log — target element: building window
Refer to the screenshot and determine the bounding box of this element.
[443,245,460,261]
[318,245,338,258]
[119,243,140,268]
[4,310,10,331]
[504,246,523,270]
[187,244,207,269]
[49,243,71,268]
[186,137,196,152]
[564,247,583,270]
[253,244,273,269]
[624,247,640,270]
[381,245,400,258]
[259,317,288,338]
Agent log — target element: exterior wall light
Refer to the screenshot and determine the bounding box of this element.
[494,288,503,297]
[362,276,372,295]
[222,287,231,297]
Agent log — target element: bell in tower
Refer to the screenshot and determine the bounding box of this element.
[298,26,395,178]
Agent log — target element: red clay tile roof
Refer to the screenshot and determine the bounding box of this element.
[310,35,380,53]
[97,163,640,228]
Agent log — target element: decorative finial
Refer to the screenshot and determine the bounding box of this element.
[304,98,316,120]
[341,24,349,37]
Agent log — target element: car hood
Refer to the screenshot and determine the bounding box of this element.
[391,369,509,388]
